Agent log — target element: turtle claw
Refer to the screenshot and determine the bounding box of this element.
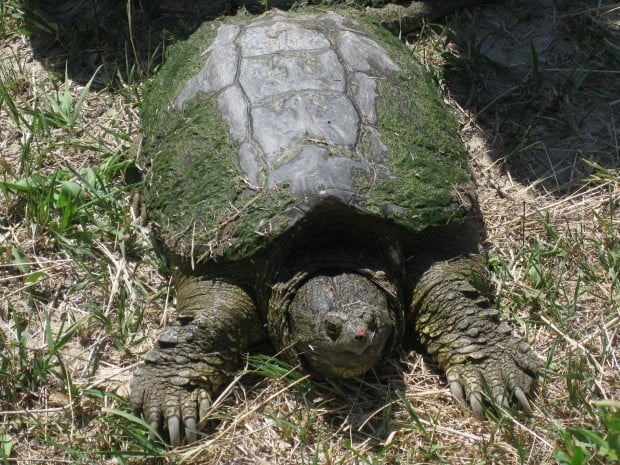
[495,393,509,409]
[448,376,485,418]
[514,386,533,415]
[159,393,207,445]
[491,384,509,409]
[469,392,484,419]
[168,415,181,447]
[199,399,211,421]
[130,363,217,445]
[444,335,542,418]
[449,380,465,405]
[199,389,212,422]
[184,417,198,443]
[143,406,161,440]
[148,420,160,441]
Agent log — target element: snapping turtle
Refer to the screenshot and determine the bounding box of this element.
[131,8,543,445]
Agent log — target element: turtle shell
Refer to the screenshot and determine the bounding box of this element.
[141,9,473,262]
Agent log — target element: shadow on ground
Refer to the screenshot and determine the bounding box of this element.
[435,0,619,196]
[18,0,306,85]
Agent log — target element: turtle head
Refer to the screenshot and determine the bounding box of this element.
[288,272,394,378]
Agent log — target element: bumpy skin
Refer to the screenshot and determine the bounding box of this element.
[411,257,542,417]
[131,251,543,445]
[132,6,543,446]
[130,276,265,444]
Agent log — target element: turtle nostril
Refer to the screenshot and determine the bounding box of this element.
[354,327,367,341]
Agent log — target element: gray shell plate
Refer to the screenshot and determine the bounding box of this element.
[175,10,398,210]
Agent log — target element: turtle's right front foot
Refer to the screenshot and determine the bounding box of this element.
[129,327,230,445]
[130,364,211,445]
[130,278,263,444]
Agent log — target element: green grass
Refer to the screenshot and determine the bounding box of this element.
[0,4,164,462]
[1,0,619,464]
[555,401,620,464]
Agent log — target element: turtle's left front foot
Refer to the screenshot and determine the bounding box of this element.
[443,333,544,417]
[412,258,545,417]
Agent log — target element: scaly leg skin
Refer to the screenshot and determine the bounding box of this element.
[411,255,544,417]
[130,276,265,445]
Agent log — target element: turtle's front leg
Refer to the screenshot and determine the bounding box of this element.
[410,255,544,417]
[130,276,265,445]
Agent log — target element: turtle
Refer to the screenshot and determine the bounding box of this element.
[130,7,544,445]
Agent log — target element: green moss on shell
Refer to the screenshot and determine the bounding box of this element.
[141,10,473,263]
[144,94,297,262]
[141,19,297,262]
[355,18,472,231]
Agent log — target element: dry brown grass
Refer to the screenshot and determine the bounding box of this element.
[1,1,618,464]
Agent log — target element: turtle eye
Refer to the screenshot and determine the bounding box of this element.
[325,319,342,341]
[367,315,378,334]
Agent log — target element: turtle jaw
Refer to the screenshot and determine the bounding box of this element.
[296,331,392,379]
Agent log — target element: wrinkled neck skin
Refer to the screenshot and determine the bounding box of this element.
[267,237,405,379]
